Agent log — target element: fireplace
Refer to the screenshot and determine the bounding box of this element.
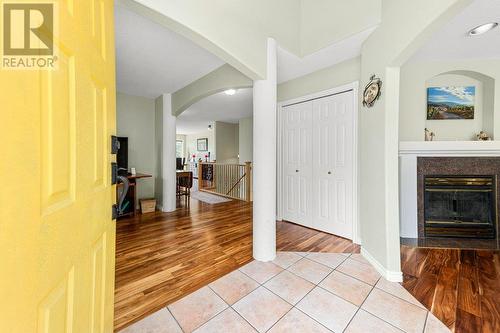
[417,157,500,241]
[424,176,496,238]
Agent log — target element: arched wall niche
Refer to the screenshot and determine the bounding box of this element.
[399,63,499,141]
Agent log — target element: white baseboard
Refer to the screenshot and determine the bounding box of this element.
[361,247,403,282]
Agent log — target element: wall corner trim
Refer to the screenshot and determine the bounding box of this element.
[361,247,403,282]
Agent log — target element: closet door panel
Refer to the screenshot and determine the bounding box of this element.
[282,102,313,227]
[312,91,354,239]
[313,98,335,231]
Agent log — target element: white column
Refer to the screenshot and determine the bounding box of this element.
[252,38,277,262]
[162,93,177,212]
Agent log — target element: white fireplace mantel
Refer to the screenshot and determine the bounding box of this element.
[399,140,500,156]
[398,140,500,238]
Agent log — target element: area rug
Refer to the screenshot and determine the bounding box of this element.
[190,190,231,204]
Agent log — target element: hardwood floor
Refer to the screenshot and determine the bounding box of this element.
[401,245,500,333]
[114,199,358,331]
[277,220,360,253]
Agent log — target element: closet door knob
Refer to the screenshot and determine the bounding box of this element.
[328,171,332,175]
[295,169,299,172]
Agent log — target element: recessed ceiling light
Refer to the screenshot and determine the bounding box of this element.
[468,22,498,36]
[224,89,236,95]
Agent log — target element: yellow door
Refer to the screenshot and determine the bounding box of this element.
[0,1,116,332]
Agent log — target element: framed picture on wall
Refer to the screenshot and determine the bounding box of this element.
[427,86,475,120]
[197,138,208,151]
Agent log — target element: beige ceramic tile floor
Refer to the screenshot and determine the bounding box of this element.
[120,252,451,333]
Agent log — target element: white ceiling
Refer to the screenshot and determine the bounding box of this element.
[410,0,500,62]
[177,88,253,135]
[115,5,224,98]
[277,27,377,83]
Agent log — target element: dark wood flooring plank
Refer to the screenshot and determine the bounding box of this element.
[457,251,481,317]
[455,308,482,333]
[432,265,459,330]
[402,245,500,333]
[477,251,500,333]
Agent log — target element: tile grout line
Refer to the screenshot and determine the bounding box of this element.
[229,302,262,333]
[335,264,380,286]
[341,276,381,333]
[242,252,352,332]
[242,261,317,332]
[280,257,350,332]
[206,282,261,332]
[237,262,282,285]
[274,252,381,308]
[291,307,336,333]
[192,292,228,333]
[189,300,230,333]
[232,261,297,332]
[356,276,428,333]
[331,269,372,287]
[422,311,430,333]
[228,287,278,332]
[263,259,344,333]
[305,252,351,270]
[165,306,187,333]
[372,283,428,310]
[304,256,372,309]
[300,254,345,271]
[260,295,294,333]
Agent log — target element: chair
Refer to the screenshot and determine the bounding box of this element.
[176,171,193,206]
[176,157,185,170]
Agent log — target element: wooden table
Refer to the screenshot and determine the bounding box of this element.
[117,173,152,218]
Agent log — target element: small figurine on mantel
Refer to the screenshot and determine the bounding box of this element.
[476,131,492,141]
[424,128,435,141]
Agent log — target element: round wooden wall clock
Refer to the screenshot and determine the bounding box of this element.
[363,74,382,107]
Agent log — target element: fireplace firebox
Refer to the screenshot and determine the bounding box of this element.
[424,176,497,238]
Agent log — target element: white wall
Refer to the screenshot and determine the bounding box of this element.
[300,0,381,55]
[215,121,239,164]
[358,0,470,278]
[399,59,499,141]
[185,129,215,161]
[117,93,156,201]
[277,57,361,102]
[239,117,253,163]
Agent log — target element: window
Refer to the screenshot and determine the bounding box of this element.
[176,140,183,158]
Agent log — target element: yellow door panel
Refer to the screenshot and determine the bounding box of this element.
[90,234,107,333]
[0,1,116,332]
[40,49,76,214]
[37,268,75,333]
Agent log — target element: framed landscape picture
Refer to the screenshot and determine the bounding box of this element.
[427,86,475,120]
[197,138,208,151]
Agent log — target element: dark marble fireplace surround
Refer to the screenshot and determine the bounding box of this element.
[417,157,500,240]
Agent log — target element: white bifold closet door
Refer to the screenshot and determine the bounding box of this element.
[283,100,314,227]
[282,90,354,239]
